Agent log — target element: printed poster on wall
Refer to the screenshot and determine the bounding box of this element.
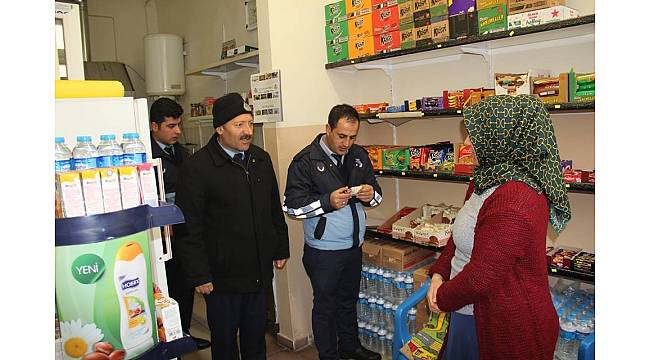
[250,70,282,123]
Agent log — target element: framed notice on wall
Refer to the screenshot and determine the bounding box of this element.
[250,70,282,123]
[245,0,257,31]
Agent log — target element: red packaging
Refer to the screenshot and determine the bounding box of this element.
[372,5,400,34]
[354,104,369,114]
[409,146,425,170]
[563,169,582,183]
[374,30,401,54]
[443,90,465,109]
[366,102,389,113]
[547,246,582,269]
[581,170,595,184]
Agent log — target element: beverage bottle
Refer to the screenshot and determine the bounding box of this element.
[55,137,72,172]
[376,298,386,327]
[555,319,577,360]
[97,134,124,168]
[385,332,394,360]
[377,328,387,356]
[370,325,380,352]
[391,304,399,331]
[408,308,418,336]
[383,270,394,303]
[376,268,385,298]
[394,273,405,304]
[384,301,394,331]
[361,265,369,294]
[357,293,366,321]
[358,321,368,348]
[122,133,147,165]
[404,273,414,300]
[72,136,99,170]
[367,296,377,326]
[368,267,378,296]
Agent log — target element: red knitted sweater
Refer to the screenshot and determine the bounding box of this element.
[428,181,559,360]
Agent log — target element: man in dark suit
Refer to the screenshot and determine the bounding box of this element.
[149,97,211,352]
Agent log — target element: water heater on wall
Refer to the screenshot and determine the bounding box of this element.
[144,34,185,96]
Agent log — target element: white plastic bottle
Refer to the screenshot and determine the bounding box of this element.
[361,265,369,294]
[55,137,72,172]
[377,328,387,356]
[114,241,153,356]
[385,331,394,360]
[122,133,147,165]
[72,136,99,170]
[404,273,414,300]
[376,298,386,327]
[98,134,124,168]
[555,320,577,360]
[368,267,378,296]
[394,273,405,304]
[383,270,394,303]
[384,301,394,331]
[370,325,380,352]
[367,296,377,326]
[358,292,366,321]
[408,307,418,336]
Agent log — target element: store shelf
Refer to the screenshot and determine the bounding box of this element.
[548,266,594,284]
[365,228,444,252]
[374,169,594,194]
[55,202,185,246]
[186,50,259,79]
[360,102,595,124]
[135,335,198,359]
[187,115,213,122]
[326,15,595,71]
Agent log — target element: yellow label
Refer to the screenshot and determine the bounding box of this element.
[348,13,373,39]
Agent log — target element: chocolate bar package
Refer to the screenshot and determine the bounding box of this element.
[374,30,401,54]
[573,251,595,274]
[430,0,449,18]
[412,0,430,12]
[532,73,569,104]
[431,18,450,43]
[348,13,373,39]
[414,8,432,22]
[372,5,400,35]
[449,11,478,40]
[560,160,572,172]
[325,21,350,44]
[421,96,444,111]
[400,22,416,49]
[478,4,507,34]
[476,0,507,10]
[327,42,349,63]
[548,246,582,269]
[325,1,348,24]
[448,0,476,17]
[399,0,414,24]
[414,18,433,47]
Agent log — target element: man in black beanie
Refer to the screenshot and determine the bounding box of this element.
[174,92,290,360]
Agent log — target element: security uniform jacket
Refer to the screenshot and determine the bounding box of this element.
[174,133,290,293]
[284,134,383,250]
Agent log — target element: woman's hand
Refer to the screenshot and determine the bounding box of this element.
[426,273,444,313]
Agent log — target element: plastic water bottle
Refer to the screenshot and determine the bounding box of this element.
[368,267,378,296]
[97,134,124,168]
[404,273,414,300]
[72,136,99,170]
[384,301,394,331]
[367,296,377,326]
[408,308,418,336]
[574,318,592,345]
[376,268,385,298]
[358,293,366,321]
[394,273,405,304]
[55,137,72,172]
[376,298,386,327]
[361,265,369,294]
[383,270,394,303]
[555,320,578,360]
[391,304,399,329]
[377,328,387,356]
[122,133,147,165]
[370,325,380,352]
[358,321,368,348]
[385,332,394,360]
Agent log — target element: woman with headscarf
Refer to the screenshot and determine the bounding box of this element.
[425,95,571,360]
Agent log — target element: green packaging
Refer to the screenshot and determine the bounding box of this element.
[327,42,349,63]
[56,231,157,360]
[400,22,416,49]
[429,0,449,18]
[325,21,350,43]
[381,147,410,171]
[478,4,507,34]
[325,1,348,23]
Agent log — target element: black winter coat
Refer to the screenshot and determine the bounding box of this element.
[149,133,190,196]
[174,133,290,293]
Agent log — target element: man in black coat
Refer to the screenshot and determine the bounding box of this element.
[175,93,290,360]
[149,97,211,352]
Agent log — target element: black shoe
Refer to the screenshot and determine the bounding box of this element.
[191,336,211,350]
[339,346,381,360]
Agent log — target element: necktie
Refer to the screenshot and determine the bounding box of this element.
[164,145,175,158]
[332,154,343,168]
[233,153,246,166]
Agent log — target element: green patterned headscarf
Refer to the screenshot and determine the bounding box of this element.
[462,95,571,233]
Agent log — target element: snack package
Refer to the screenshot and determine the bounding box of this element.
[382,146,410,171]
[421,97,444,111]
[547,246,582,269]
[403,311,450,360]
[409,146,426,171]
[573,251,595,273]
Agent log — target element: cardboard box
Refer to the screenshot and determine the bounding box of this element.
[478,4,507,34]
[399,0,414,24]
[80,169,105,216]
[118,166,141,209]
[57,171,86,218]
[430,0,448,18]
[325,1,348,23]
[508,0,565,15]
[362,238,388,266]
[449,11,478,39]
[430,18,450,43]
[374,30,402,54]
[412,0,430,12]
[155,293,183,342]
[531,73,569,104]
[372,5,400,34]
[400,22,416,49]
[346,0,373,17]
[392,204,456,241]
[568,69,595,103]
[414,18,432,47]
[448,0,476,16]
[349,13,373,39]
[476,0,506,10]
[348,36,375,59]
[381,242,436,272]
[413,9,431,22]
[507,5,578,29]
[377,206,418,233]
[138,163,159,208]
[327,42,350,63]
[325,21,350,44]
[99,168,123,213]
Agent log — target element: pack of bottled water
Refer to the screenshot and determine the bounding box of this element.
[55,134,147,172]
[551,280,595,360]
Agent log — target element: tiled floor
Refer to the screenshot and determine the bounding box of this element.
[181,296,319,360]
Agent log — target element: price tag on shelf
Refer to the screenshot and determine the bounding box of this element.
[456,110,462,114]
[551,268,558,273]
[433,173,438,178]
[379,170,383,174]
[437,44,442,48]
[469,176,473,181]
[554,104,561,109]
[565,183,570,188]
[509,31,515,36]
[401,171,406,176]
